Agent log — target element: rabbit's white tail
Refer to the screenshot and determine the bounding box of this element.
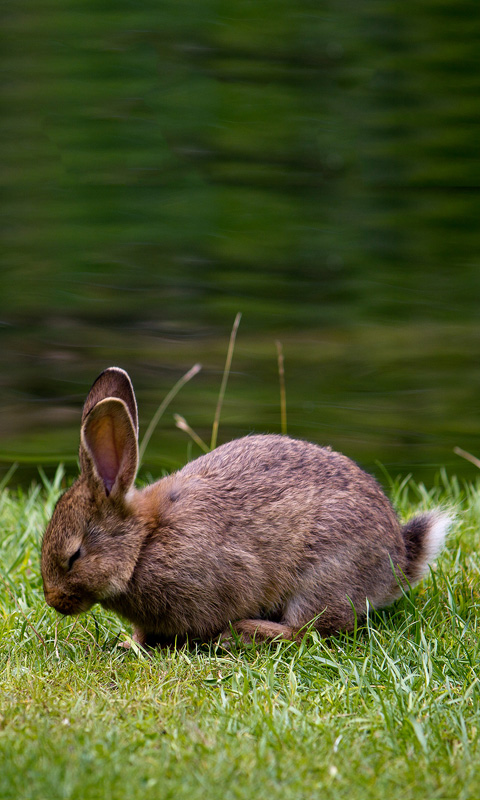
[402,510,452,585]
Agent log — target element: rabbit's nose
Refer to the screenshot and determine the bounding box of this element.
[44,587,73,615]
[44,585,94,616]
[44,587,63,611]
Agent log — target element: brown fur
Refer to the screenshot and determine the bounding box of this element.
[41,367,448,646]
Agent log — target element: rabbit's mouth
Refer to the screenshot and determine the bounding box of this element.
[44,587,95,616]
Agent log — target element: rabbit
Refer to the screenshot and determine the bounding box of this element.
[41,366,450,647]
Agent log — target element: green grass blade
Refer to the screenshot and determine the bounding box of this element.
[211,312,241,451]
[138,363,202,464]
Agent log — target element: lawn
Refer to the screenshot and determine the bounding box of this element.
[0,467,479,800]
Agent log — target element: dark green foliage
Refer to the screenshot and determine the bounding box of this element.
[1,1,480,484]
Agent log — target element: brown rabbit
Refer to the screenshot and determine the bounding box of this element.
[41,367,450,646]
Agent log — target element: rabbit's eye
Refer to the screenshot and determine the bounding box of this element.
[67,548,82,571]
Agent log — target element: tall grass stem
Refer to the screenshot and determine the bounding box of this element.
[211,313,242,450]
[138,363,202,464]
[454,446,480,469]
[276,340,287,435]
[174,415,210,453]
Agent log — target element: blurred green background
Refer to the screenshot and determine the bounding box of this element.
[1,0,480,485]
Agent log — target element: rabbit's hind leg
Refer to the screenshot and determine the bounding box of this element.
[220,619,297,646]
[119,625,148,649]
[283,591,358,638]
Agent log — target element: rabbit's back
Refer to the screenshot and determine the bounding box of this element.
[171,434,401,548]
[127,435,405,638]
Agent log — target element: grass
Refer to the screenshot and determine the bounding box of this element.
[0,468,480,799]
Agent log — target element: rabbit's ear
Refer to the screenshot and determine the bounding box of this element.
[81,367,138,435]
[80,398,138,498]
